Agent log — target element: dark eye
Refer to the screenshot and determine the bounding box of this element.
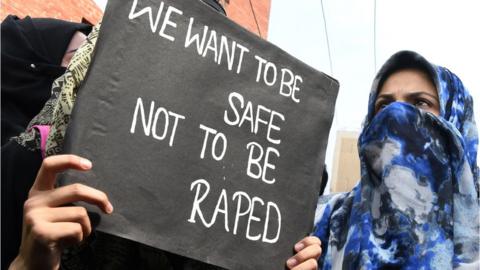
[375,101,390,112]
[414,99,431,108]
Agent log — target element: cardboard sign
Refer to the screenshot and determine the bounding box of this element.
[62,0,338,269]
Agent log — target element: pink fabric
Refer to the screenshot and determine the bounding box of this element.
[32,125,50,159]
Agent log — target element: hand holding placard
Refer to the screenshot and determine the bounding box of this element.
[62,0,338,269]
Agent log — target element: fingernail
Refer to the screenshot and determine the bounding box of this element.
[80,158,92,169]
[295,242,304,251]
[287,258,297,268]
[106,202,114,214]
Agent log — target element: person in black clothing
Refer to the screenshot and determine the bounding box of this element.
[1,15,92,269]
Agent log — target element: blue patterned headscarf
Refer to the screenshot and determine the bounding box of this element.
[313,51,479,269]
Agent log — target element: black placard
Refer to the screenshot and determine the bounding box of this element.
[61,0,339,269]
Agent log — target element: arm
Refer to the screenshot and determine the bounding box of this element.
[9,155,113,270]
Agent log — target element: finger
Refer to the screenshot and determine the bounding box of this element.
[295,236,322,252]
[37,207,92,237]
[38,183,113,214]
[31,221,84,248]
[287,245,322,269]
[290,259,318,270]
[32,155,92,191]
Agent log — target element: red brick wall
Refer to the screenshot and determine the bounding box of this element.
[0,0,271,38]
[222,0,271,39]
[1,0,103,24]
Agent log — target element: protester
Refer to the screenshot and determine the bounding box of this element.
[1,15,91,146]
[307,51,479,269]
[4,1,321,269]
[1,15,91,269]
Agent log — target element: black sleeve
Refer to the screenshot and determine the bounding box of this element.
[1,140,42,269]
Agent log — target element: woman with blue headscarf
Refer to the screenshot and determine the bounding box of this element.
[287,51,479,270]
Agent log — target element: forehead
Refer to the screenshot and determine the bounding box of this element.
[379,68,437,95]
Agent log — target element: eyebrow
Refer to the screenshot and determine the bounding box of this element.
[375,93,394,101]
[376,91,438,101]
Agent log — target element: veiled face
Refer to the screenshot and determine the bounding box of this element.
[61,31,87,67]
[375,69,440,116]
